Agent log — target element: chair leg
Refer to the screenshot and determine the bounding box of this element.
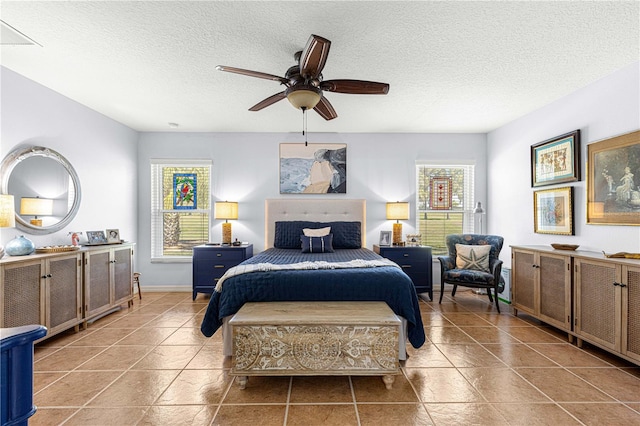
[493,287,500,313]
[487,290,493,303]
[451,284,458,297]
[439,280,445,304]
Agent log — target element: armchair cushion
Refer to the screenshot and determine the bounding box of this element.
[455,244,491,272]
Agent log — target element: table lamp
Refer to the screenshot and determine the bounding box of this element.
[0,194,16,258]
[215,201,238,245]
[20,197,53,227]
[386,201,410,246]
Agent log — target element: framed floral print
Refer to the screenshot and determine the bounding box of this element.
[534,186,574,235]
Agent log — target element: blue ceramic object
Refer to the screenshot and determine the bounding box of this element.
[5,236,35,256]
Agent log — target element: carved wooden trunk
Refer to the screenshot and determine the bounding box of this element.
[229,301,401,389]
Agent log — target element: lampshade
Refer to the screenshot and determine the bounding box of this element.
[286,87,322,110]
[20,197,54,216]
[386,202,410,221]
[215,201,238,220]
[0,195,16,228]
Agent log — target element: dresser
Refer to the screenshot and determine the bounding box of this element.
[192,244,253,300]
[374,245,433,300]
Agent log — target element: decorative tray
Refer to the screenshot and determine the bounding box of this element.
[551,244,579,251]
[36,245,80,253]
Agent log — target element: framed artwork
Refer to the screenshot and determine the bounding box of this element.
[533,186,574,235]
[280,143,346,194]
[531,130,580,187]
[106,229,120,243]
[86,230,107,245]
[379,231,392,246]
[173,173,197,209]
[429,176,452,210]
[587,130,640,225]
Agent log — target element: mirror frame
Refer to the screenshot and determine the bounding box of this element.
[1,146,82,235]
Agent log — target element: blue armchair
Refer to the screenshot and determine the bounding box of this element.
[437,234,504,313]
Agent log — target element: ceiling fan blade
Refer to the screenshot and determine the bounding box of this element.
[299,34,331,80]
[216,65,288,84]
[321,79,389,95]
[313,96,337,121]
[248,91,286,111]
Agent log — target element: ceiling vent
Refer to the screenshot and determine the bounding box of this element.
[1,20,40,46]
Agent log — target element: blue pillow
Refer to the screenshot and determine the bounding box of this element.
[301,234,334,253]
[275,221,361,249]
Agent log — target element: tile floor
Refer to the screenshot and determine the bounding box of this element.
[29,290,640,425]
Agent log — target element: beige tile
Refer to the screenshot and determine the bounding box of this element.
[33,371,66,393]
[103,313,158,328]
[35,371,122,406]
[502,326,565,343]
[528,343,613,367]
[425,326,475,344]
[33,346,60,361]
[499,402,582,425]
[115,327,176,346]
[403,368,483,403]
[352,374,418,403]
[419,312,453,326]
[133,345,201,369]
[152,314,196,328]
[286,404,359,426]
[29,408,78,426]
[64,407,147,425]
[185,345,232,369]
[458,367,551,402]
[358,403,433,425]
[569,368,640,402]
[34,346,106,371]
[289,376,353,403]
[458,326,520,344]
[425,403,508,425]
[69,327,134,346]
[482,343,560,367]
[476,312,531,326]
[155,369,232,405]
[213,405,285,426]
[561,403,640,425]
[435,343,506,368]
[516,368,615,402]
[159,327,210,345]
[139,405,217,426]
[89,370,180,406]
[128,303,175,315]
[78,345,152,370]
[441,312,492,326]
[404,343,453,368]
[166,302,208,314]
[223,375,290,403]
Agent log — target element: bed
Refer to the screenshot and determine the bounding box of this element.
[200,199,425,359]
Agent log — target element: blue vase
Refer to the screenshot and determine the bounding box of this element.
[5,235,35,256]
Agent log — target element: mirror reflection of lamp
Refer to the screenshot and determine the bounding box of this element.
[0,194,16,258]
[215,201,238,245]
[20,197,53,227]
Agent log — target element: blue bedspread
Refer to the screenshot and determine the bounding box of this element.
[200,248,425,348]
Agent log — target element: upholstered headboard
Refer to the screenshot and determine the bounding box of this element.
[264,199,366,250]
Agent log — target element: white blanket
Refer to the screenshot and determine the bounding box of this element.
[215,258,399,292]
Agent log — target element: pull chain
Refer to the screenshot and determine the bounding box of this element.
[301,107,308,146]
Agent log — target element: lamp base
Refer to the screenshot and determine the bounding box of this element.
[392,223,403,246]
[222,222,232,245]
[30,218,43,227]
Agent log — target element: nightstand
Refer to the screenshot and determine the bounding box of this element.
[192,244,253,300]
[374,244,433,301]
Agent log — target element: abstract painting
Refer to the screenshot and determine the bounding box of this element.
[280,143,347,194]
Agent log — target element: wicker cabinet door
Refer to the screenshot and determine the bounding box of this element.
[538,253,572,331]
[622,265,640,363]
[512,249,537,315]
[113,246,133,304]
[85,249,112,318]
[1,260,44,328]
[47,254,82,334]
[575,259,620,352]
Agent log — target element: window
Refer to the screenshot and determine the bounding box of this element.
[416,163,475,255]
[151,160,211,261]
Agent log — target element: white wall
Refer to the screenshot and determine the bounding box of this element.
[487,61,640,266]
[137,132,487,288]
[1,67,138,249]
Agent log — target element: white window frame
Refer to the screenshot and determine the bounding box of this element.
[151,159,212,263]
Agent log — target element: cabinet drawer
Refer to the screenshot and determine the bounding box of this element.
[383,250,428,264]
[195,249,246,262]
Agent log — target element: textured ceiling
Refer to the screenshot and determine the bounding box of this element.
[1,1,638,133]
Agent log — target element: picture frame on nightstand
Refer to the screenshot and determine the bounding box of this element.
[379,231,392,246]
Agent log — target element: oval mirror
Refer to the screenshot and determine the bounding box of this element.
[1,146,81,235]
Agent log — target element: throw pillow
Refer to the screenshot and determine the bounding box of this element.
[301,234,334,253]
[455,244,491,272]
[303,226,331,237]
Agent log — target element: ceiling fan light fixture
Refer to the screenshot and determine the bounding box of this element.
[286,86,321,110]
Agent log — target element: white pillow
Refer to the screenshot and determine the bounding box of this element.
[303,227,331,237]
[455,244,491,272]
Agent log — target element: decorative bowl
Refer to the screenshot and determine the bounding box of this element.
[551,243,579,251]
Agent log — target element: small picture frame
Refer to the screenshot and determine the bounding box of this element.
[406,234,422,247]
[379,230,392,246]
[86,230,108,245]
[531,130,580,187]
[533,186,574,235]
[106,229,120,243]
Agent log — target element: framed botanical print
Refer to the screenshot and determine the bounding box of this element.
[531,130,580,187]
[587,130,640,225]
[534,186,574,235]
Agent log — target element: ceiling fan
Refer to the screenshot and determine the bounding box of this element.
[216,34,389,120]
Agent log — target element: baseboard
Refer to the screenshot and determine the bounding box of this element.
[138,285,192,292]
